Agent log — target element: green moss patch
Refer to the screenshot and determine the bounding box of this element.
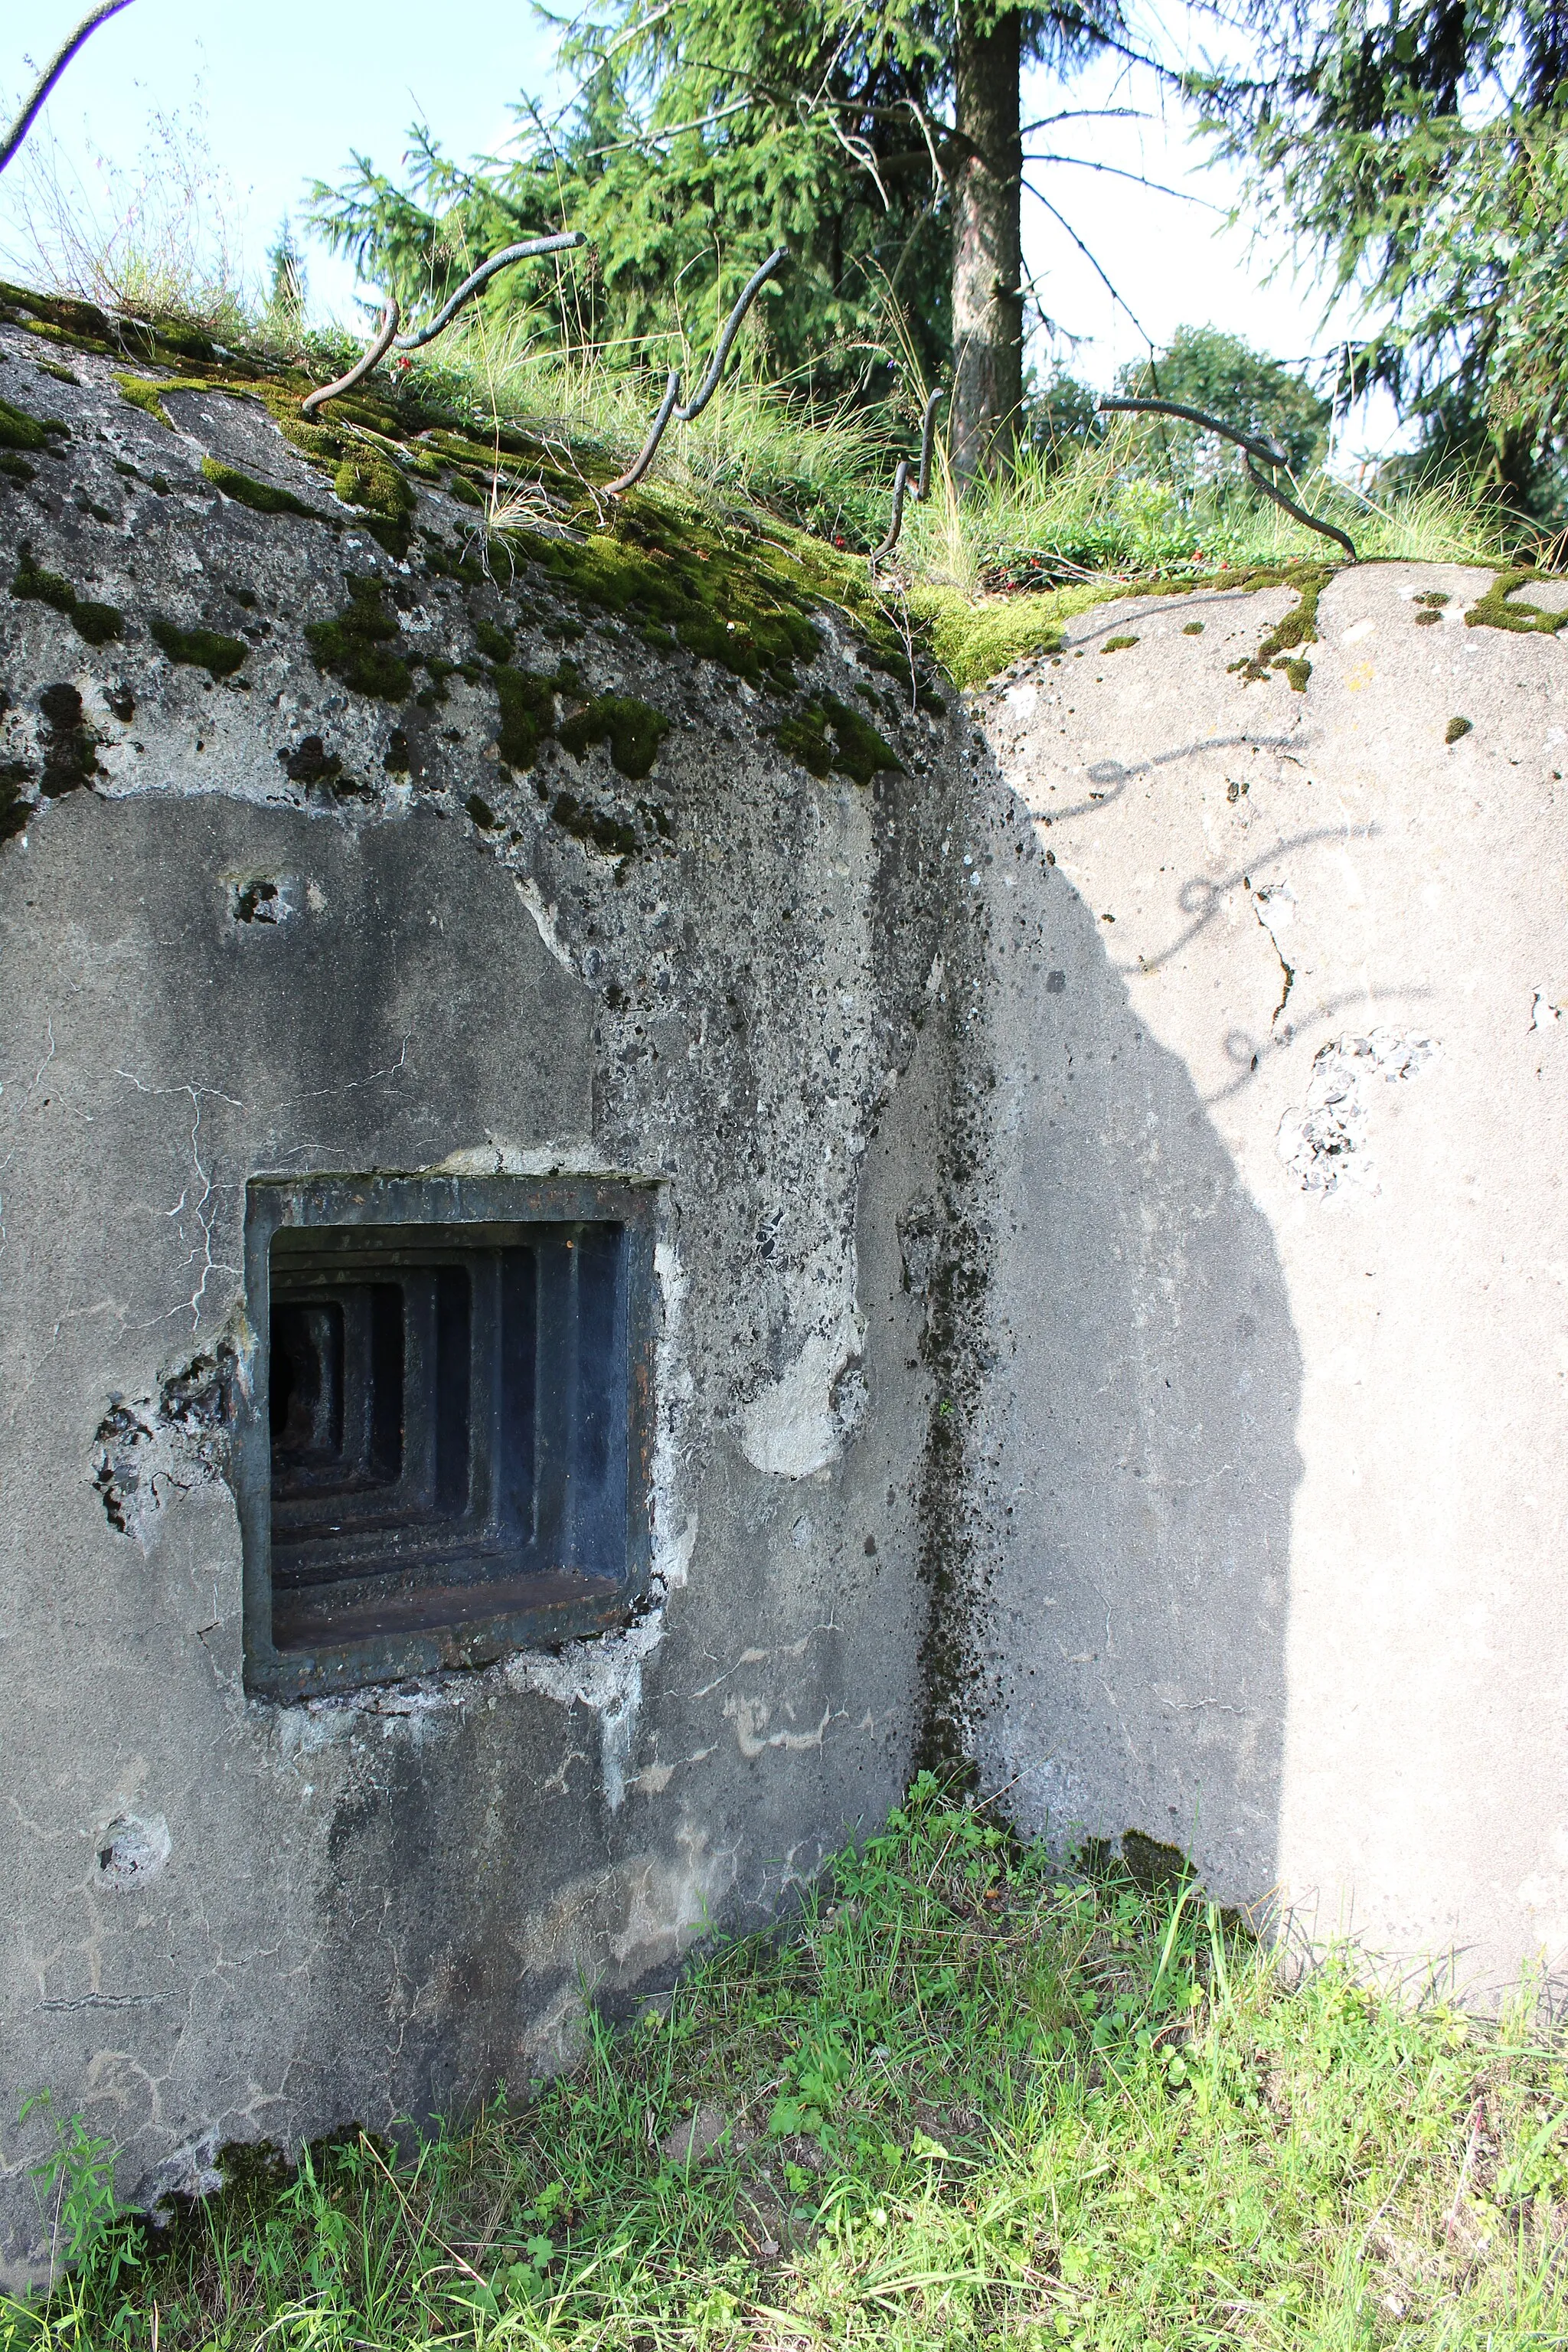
[557,694,671,782]
[1227,566,1331,691]
[514,503,820,694]
[1446,715,1473,744]
[1102,633,1139,653]
[492,666,559,769]
[912,579,1124,688]
[11,543,122,645]
[1465,570,1568,635]
[37,680,100,794]
[332,446,416,554]
[546,788,642,862]
[200,457,321,520]
[777,691,900,786]
[474,617,514,663]
[113,373,213,428]
[149,616,247,678]
[0,395,67,453]
[304,578,412,701]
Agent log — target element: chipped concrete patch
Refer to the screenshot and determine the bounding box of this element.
[1276,1030,1439,1198]
[740,1305,867,1478]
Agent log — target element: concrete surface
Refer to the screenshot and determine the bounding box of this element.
[5,288,1568,2280]
[0,315,965,2279]
[969,564,1568,1999]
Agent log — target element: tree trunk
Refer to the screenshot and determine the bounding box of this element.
[951,4,1024,483]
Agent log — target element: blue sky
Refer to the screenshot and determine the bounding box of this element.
[0,2,1387,449]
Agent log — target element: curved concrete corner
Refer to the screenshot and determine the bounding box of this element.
[970,563,1568,1997]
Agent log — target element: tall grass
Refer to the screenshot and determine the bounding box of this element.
[416,319,1509,596]
[7,1779,1566,2350]
[0,168,1518,688]
[0,106,254,340]
[897,426,1508,596]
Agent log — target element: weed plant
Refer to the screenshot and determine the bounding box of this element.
[6,1778,1566,2349]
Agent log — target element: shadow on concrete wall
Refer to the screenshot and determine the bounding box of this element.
[970,783,1305,1909]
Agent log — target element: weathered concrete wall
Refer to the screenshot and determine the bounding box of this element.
[967,563,1568,1998]
[9,282,1568,2276]
[0,313,965,2278]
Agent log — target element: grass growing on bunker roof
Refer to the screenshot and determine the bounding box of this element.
[8,1777,1568,2350]
[0,277,1523,703]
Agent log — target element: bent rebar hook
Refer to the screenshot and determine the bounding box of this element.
[1096,395,1358,562]
[0,1,138,178]
[870,387,945,575]
[604,247,788,495]
[301,231,586,416]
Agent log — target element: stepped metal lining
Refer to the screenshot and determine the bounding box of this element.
[239,1174,657,1699]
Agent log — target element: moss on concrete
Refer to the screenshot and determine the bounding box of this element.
[557,693,671,782]
[491,666,558,769]
[1226,567,1331,691]
[544,787,642,862]
[113,374,214,428]
[473,618,514,663]
[304,579,412,701]
[37,680,100,793]
[200,457,322,521]
[0,394,67,453]
[1465,570,1568,635]
[911,579,1126,688]
[332,446,416,553]
[11,542,122,645]
[777,691,900,786]
[148,616,247,678]
[512,502,820,694]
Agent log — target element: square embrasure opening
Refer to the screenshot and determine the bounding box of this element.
[240,1176,655,1699]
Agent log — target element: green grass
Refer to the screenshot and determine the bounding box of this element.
[8,1779,1567,2349]
[359,325,1517,692]
[1,249,1526,694]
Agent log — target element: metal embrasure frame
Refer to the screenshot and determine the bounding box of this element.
[238,1173,660,1703]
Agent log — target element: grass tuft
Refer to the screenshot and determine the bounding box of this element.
[9,1778,1567,2349]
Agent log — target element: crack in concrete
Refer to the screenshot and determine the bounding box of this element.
[114,1069,243,1330]
[1248,880,1296,1028]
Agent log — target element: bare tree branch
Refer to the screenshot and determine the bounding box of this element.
[1023,153,1225,211]
[1022,179,1160,354]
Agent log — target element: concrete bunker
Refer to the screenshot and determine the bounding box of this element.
[5,276,1568,2282]
[0,285,968,2276]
